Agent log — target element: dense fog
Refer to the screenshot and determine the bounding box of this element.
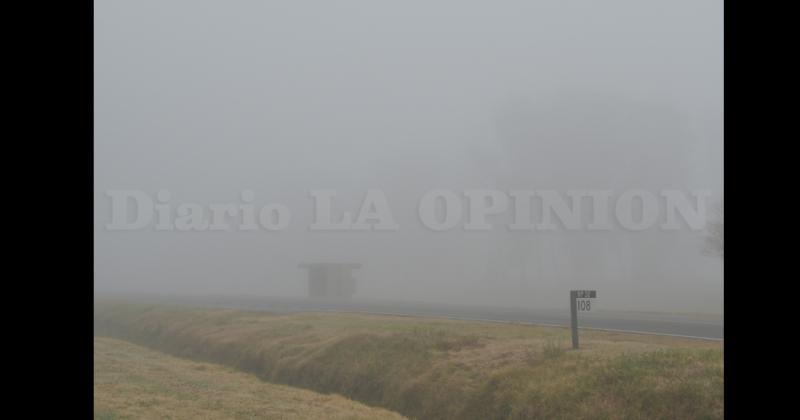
[95,0,723,313]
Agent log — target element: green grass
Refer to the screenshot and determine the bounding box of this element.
[95,300,723,419]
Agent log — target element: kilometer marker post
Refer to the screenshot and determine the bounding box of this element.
[570,290,596,349]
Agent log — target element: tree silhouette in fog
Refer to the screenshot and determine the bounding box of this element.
[704,199,723,258]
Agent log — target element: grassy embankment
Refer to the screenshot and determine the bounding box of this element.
[95,301,723,420]
[94,336,406,419]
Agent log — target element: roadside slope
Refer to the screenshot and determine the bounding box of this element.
[94,337,407,420]
[95,301,723,419]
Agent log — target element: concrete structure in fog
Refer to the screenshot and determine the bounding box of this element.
[297,263,362,298]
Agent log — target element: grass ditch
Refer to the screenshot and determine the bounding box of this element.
[94,300,723,419]
[94,336,406,419]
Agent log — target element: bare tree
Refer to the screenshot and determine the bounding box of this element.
[704,199,723,258]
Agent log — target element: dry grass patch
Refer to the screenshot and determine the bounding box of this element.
[94,336,406,419]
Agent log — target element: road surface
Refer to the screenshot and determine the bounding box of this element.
[126,294,723,340]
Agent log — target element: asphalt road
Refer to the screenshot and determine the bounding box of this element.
[137,294,723,340]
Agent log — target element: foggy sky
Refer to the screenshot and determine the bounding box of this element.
[94,0,723,312]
